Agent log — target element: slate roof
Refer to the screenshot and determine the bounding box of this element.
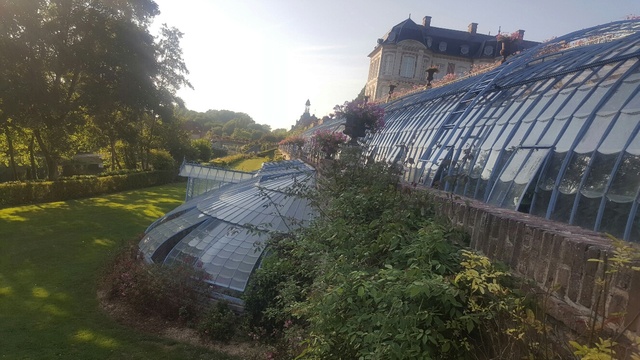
[376,18,539,59]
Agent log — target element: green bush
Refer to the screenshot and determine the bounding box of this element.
[0,171,176,208]
[197,301,238,342]
[149,149,177,171]
[191,139,213,162]
[100,240,209,322]
[211,147,229,159]
[208,153,250,167]
[244,148,539,360]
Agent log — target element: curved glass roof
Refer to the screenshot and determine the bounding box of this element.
[368,20,640,242]
[295,20,640,242]
[139,160,316,294]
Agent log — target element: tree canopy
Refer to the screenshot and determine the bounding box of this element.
[0,0,190,179]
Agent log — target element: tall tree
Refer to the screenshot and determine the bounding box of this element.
[0,0,196,178]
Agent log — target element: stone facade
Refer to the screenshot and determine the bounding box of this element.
[426,187,640,355]
[365,16,538,101]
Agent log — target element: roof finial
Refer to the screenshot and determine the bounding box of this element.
[409,13,411,19]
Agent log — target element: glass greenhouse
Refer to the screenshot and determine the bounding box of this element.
[139,160,316,302]
[299,20,640,242]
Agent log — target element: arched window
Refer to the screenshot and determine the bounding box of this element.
[400,55,416,78]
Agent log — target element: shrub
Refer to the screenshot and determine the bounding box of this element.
[244,148,542,359]
[208,153,250,167]
[211,147,229,159]
[100,240,209,322]
[149,149,177,171]
[0,171,176,208]
[191,139,213,162]
[197,301,238,342]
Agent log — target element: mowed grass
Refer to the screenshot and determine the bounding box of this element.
[231,157,270,172]
[0,183,237,360]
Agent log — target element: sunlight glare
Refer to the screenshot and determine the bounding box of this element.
[32,287,50,298]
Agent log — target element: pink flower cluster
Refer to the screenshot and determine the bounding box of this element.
[279,136,305,147]
[310,130,347,155]
[333,100,385,133]
[496,31,522,42]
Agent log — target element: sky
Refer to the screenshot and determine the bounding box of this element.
[150,0,639,130]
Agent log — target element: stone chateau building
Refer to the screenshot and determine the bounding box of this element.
[365,16,539,101]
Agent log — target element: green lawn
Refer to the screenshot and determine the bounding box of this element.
[0,183,237,359]
[231,157,270,172]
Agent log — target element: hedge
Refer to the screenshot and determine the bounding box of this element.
[0,170,177,208]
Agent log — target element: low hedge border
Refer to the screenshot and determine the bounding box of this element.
[0,170,177,208]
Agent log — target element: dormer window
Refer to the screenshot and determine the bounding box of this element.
[484,45,494,55]
[426,37,433,48]
[439,42,447,51]
[461,45,469,55]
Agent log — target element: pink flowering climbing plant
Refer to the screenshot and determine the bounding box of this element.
[310,130,347,157]
[279,136,305,147]
[333,100,385,133]
[496,31,521,42]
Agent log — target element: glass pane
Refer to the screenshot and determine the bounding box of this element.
[598,115,639,154]
[464,178,480,197]
[475,179,489,200]
[492,123,516,150]
[523,120,550,145]
[555,117,584,152]
[624,123,640,156]
[599,200,632,239]
[506,121,533,148]
[515,148,550,184]
[532,189,552,217]
[629,210,640,243]
[480,124,503,150]
[504,182,529,210]
[574,116,611,154]
[551,192,576,222]
[623,92,640,113]
[488,180,511,206]
[574,196,602,230]
[597,68,640,114]
[574,85,612,118]
[481,150,501,180]
[538,152,567,191]
[559,153,591,195]
[608,153,640,202]
[470,149,490,178]
[537,90,568,120]
[580,152,617,198]
[537,118,567,147]
[499,149,532,182]
[556,85,591,119]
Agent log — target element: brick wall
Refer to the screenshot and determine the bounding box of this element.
[429,189,640,347]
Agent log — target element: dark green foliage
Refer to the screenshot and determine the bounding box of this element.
[197,302,238,342]
[0,0,191,180]
[191,138,213,162]
[208,153,252,167]
[243,148,537,360]
[211,147,229,159]
[100,240,209,322]
[149,149,177,171]
[0,170,176,208]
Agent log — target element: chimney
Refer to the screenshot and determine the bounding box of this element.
[518,29,525,40]
[422,16,431,28]
[468,22,478,34]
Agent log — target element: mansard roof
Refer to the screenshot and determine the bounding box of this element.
[375,17,539,59]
